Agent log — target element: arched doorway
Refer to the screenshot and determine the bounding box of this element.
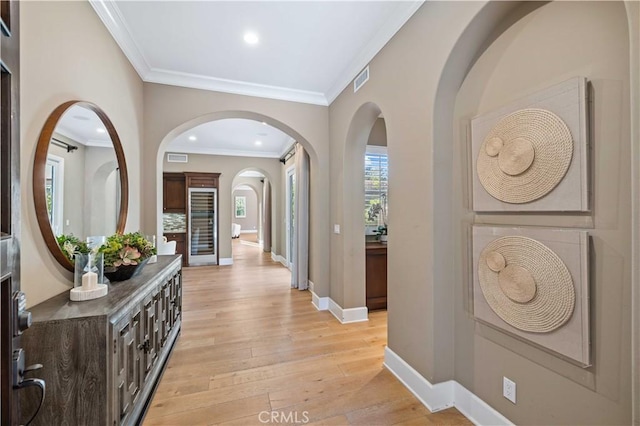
[156,113,315,273]
[338,102,386,320]
[230,167,274,260]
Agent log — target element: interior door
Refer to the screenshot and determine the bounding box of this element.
[0,3,38,424]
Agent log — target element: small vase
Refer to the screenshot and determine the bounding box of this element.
[74,252,105,288]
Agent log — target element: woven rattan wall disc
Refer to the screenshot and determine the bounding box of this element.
[476,109,573,204]
[478,236,575,333]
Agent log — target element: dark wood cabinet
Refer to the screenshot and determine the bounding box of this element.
[164,232,186,266]
[22,256,182,426]
[185,172,220,189]
[366,243,387,310]
[163,173,186,212]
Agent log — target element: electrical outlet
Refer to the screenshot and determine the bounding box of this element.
[503,376,516,404]
[333,224,340,234]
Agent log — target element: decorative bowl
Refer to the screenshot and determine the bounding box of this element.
[104,258,149,282]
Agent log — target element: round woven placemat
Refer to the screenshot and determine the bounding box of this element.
[477,108,573,204]
[478,236,575,333]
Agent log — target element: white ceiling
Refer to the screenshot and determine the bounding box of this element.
[167,118,295,158]
[55,105,113,148]
[90,0,423,106]
[90,1,421,158]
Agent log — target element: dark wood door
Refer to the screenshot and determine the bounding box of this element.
[0,1,21,423]
[163,173,186,213]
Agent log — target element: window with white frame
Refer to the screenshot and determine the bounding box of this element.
[45,154,65,235]
[364,146,388,232]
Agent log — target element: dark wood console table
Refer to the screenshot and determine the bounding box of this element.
[22,255,182,425]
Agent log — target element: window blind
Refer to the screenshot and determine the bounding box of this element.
[364,151,388,226]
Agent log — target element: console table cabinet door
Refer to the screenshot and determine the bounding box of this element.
[142,294,156,381]
[114,315,133,424]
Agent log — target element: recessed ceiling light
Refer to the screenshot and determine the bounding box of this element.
[255,140,263,146]
[188,135,197,141]
[244,32,259,45]
[261,121,267,125]
[96,128,106,134]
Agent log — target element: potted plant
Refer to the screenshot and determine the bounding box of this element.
[99,232,156,282]
[375,225,388,243]
[56,234,90,263]
[367,193,388,243]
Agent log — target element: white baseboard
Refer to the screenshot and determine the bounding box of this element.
[310,284,330,311]
[270,252,288,267]
[328,298,368,323]
[219,258,233,266]
[384,347,513,426]
[453,382,513,426]
[240,230,258,234]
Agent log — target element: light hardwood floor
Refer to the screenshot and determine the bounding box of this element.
[144,239,471,425]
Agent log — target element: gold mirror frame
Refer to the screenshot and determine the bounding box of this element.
[33,100,129,272]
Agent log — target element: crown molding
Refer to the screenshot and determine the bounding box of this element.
[90,0,423,107]
[324,0,424,104]
[145,68,328,106]
[89,0,152,78]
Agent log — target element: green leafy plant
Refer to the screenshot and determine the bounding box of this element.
[99,232,156,268]
[56,234,89,263]
[375,225,387,236]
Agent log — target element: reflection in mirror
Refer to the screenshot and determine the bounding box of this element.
[45,105,121,237]
[34,101,128,272]
[45,154,64,235]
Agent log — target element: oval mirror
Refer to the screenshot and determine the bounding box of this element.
[33,101,129,272]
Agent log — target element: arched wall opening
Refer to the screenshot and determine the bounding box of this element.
[427,1,636,423]
[156,112,317,266]
[340,102,385,313]
[230,167,274,256]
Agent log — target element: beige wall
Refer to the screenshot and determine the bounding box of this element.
[452,2,631,424]
[145,83,330,293]
[627,1,640,422]
[367,118,387,147]
[21,1,144,307]
[48,136,86,238]
[328,0,637,424]
[164,154,283,261]
[84,146,118,237]
[329,1,518,381]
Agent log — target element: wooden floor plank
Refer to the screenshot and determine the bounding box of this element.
[144,239,470,425]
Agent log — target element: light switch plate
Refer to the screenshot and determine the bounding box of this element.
[333,224,340,234]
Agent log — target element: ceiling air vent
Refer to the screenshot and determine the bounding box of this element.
[353,66,369,93]
[167,153,188,163]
